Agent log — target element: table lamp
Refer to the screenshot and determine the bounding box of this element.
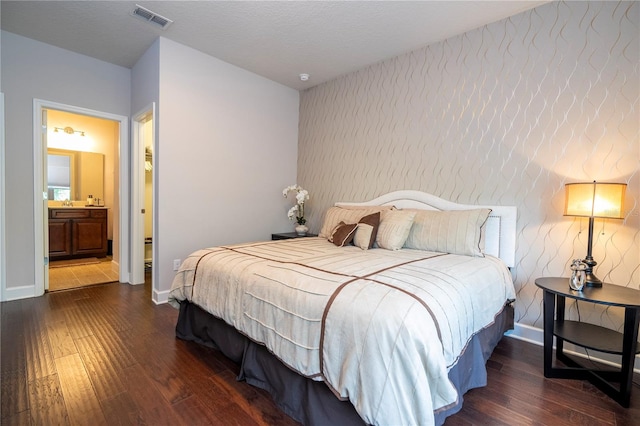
[564,181,626,287]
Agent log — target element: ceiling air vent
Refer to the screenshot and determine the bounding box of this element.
[131,5,173,30]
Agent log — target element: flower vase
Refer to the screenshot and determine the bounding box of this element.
[295,224,309,236]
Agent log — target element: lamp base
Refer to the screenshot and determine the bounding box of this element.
[582,251,602,287]
[584,272,602,288]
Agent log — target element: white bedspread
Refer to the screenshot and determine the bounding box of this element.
[169,237,515,425]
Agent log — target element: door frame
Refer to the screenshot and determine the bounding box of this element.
[0,93,5,300]
[131,104,155,288]
[33,99,130,295]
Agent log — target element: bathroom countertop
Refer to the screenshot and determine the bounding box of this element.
[48,206,108,209]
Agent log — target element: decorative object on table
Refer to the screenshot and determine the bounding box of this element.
[294,224,309,236]
[563,181,626,287]
[569,259,587,291]
[283,184,309,235]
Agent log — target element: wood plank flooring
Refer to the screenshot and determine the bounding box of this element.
[1,277,638,425]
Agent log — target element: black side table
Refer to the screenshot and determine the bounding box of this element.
[535,277,640,407]
[271,232,318,240]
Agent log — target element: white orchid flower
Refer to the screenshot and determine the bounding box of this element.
[287,205,299,220]
[295,191,308,204]
[283,185,309,225]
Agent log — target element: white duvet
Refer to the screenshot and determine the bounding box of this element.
[169,237,515,425]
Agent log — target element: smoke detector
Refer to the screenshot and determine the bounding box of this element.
[131,4,173,30]
[299,73,310,82]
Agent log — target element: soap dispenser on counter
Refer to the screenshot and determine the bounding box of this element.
[86,195,94,206]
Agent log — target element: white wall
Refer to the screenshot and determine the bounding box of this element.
[2,31,299,302]
[0,30,131,300]
[131,38,160,117]
[153,38,299,301]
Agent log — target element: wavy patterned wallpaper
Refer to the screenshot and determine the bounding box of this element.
[298,1,639,332]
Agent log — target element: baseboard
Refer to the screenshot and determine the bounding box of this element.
[506,322,640,374]
[3,284,38,301]
[153,288,170,305]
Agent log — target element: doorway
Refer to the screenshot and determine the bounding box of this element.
[45,109,120,291]
[131,105,155,289]
[33,99,130,296]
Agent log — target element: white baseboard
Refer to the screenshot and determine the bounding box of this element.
[153,288,170,305]
[2,284,38,301]
[507,322,640,374]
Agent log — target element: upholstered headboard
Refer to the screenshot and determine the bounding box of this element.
[336,190,517,268]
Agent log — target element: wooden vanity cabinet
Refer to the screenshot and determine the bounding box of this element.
[49,208,108,260]
[49,218,72,257]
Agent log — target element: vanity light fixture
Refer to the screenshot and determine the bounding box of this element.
[564,181,626,287]
[54,126,85,136]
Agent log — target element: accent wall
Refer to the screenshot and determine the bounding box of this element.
[298,1,639,339]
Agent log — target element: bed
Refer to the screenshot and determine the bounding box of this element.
[169,190,517,425]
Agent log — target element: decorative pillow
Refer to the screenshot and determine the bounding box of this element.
[376,210,417,250]
[353,212,380,250]
[329,221,358,247]
[318,206,394,238]
[404,208,492,257]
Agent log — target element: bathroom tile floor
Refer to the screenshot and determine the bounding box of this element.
[48,257,119,291]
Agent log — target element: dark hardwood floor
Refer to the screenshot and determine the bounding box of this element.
[1,277,638,425]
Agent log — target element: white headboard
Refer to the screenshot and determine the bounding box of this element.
[336,190,517,268]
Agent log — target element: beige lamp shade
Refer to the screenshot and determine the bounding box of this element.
[564,182,626,219]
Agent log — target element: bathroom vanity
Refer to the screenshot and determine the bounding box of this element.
[49,207,108,260]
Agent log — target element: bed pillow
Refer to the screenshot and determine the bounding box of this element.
[376,210,417,250]
[353,212,380,250]
[404,208,491,257]
[318,206,394,239]
[329,221,358,247]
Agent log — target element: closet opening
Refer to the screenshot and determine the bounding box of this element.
[131,105,156,295]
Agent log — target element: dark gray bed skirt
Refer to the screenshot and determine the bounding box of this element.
[175,301,514,426]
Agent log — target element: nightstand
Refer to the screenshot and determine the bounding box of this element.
[271,232,318,240]
[535,277,640,407]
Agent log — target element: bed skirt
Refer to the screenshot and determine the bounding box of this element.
[175,301,514,426]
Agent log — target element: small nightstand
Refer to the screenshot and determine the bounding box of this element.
[271,232,318,240]
[535,277,640,407]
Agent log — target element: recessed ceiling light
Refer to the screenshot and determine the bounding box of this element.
[299,73,310,82]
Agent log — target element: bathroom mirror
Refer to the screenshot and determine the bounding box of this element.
[47,148,104,202]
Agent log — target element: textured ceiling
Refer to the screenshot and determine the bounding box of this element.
[0,1,548,90]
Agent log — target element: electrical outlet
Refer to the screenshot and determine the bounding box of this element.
[173,259,181,271]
